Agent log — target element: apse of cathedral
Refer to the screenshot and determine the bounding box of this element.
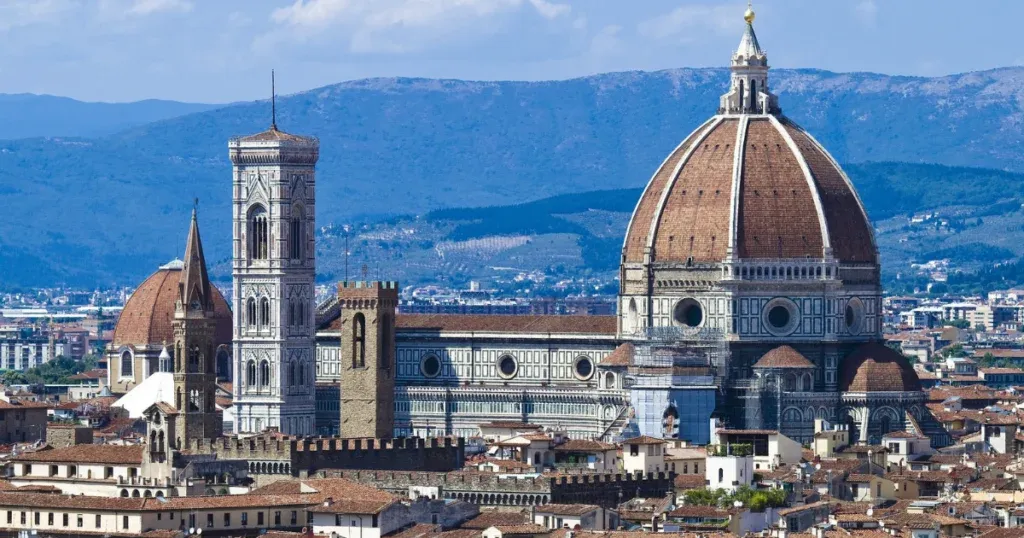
[108,4,945,448]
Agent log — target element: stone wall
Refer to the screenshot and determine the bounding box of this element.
[46,424,93,447]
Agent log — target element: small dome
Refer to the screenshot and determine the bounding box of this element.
[838,342,921,393]
[753,345,814,369]
[112,267,231,348]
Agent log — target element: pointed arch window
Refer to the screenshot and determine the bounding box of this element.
[352,313,366,368]
[248,205,269,261]
[246,361,256,389]
[259,298,271,328]
[298,361,306,385]
[247,298,257,330]
[259,360,270,387]
[290,206,304,260]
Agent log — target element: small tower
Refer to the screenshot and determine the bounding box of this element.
[719,2,779,115]
[338,281,398,439]
[171,208,222,447]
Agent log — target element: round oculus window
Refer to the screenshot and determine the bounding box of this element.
[673,298,703,328]
[420,354,441,378]
[574,356,594,380]
[768,305,791,329]
[846,298,864,335]
[498,355,518,379]
[845,305,855,327]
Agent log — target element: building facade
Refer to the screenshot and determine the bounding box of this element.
[230,123,319,435]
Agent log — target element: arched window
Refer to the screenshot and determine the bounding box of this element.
[718,468,724,484]
[750,78,757,112]
[158,431,165,453]
[188,346,200,373]
[248,205,269,260]
[259,360,270,387]
[297,302,305,327]
[290,206,304,260]
[288,301,295,326]
[247,298,257,329]
[298,361,306,385]
[352,313,366,368]
[119,349,133,379]
[259,298,270,327]
[246,361,256,388]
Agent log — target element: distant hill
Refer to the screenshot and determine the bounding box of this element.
[0,94,220,139]
[5,67,1024,286]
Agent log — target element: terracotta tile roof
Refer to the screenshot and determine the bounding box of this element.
[343,314,618,335]
[777,501,831,517]
[0,492,147,511]
[386,523,442,538]
[600,342,634,367]
[462,511,530,529]
[653,119,738,263]
[112,267,231,348]
[13,444,144,465]
[753,345,814,369]
[309,498,397,515]
[845,474,878,483]
[980,528,1024,538]
[535,504,600,516]
[487,524,548,535]
[623,120,709,263]
[621,435,665,445]
[838,342,921,392]
[781,119,876,263]
[554,439,616,452]
[674,474,706,489]
[0,399,51,410]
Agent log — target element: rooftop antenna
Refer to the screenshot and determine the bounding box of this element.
[271,69,277,130]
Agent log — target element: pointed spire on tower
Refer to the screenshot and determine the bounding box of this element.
[271,69,277,131]
[178,200,213,313]
[736,1,764,61]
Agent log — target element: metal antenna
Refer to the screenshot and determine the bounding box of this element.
[271,70,277,130]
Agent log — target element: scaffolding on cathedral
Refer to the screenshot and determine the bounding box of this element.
[620,326,729,444]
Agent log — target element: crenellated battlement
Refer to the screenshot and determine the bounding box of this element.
[188,435,464,476]
[329,469,675,508]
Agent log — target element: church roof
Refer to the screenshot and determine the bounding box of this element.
[839,342,921,393]
[600,342,635,366]
[112,372,175,418]
[753,345,814,369]
[236,126,315,144]
[178,208,213,313]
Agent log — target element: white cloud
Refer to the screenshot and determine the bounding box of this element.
[268,0,571,53]
[127,0,194,16]
[637,4,738,42]
[590,24,621,57]
[855,0,878,26]
[0,0,78,32]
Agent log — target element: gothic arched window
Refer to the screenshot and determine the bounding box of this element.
[297,302,305,327]
[288,301,295,327]
[259,298,270,328]
[248,205,269,260]
[188,346,200,373]
[298,361,306,385]
[246,361,256,388]
[352,313,366,368]
[259,360,270,387]
[119,349,133,379]
[290,206,304,260]
[247,298,257,329]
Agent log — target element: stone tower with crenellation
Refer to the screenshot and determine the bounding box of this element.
[172,209,222,447]
[338,281,398,439]
[229,113,319,436]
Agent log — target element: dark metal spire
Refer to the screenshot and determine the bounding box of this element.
[271,69,277,130]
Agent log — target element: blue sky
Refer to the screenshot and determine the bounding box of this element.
[0,0,1019,103]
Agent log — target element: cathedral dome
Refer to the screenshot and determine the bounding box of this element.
[622,114,876,266]
[838,342,921,393]
[621,8,876,267]
[112,260,232,348]
[752,345,814,369]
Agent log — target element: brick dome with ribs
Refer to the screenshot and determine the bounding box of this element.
[621,7,876,267]
[838,342,921,393]
[112,261,232,348]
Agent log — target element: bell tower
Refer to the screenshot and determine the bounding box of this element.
[338,281,398,439]
[172,207,222,447]
[229,79,319,435]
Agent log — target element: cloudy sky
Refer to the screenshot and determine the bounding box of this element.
[0,0,1018,103]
